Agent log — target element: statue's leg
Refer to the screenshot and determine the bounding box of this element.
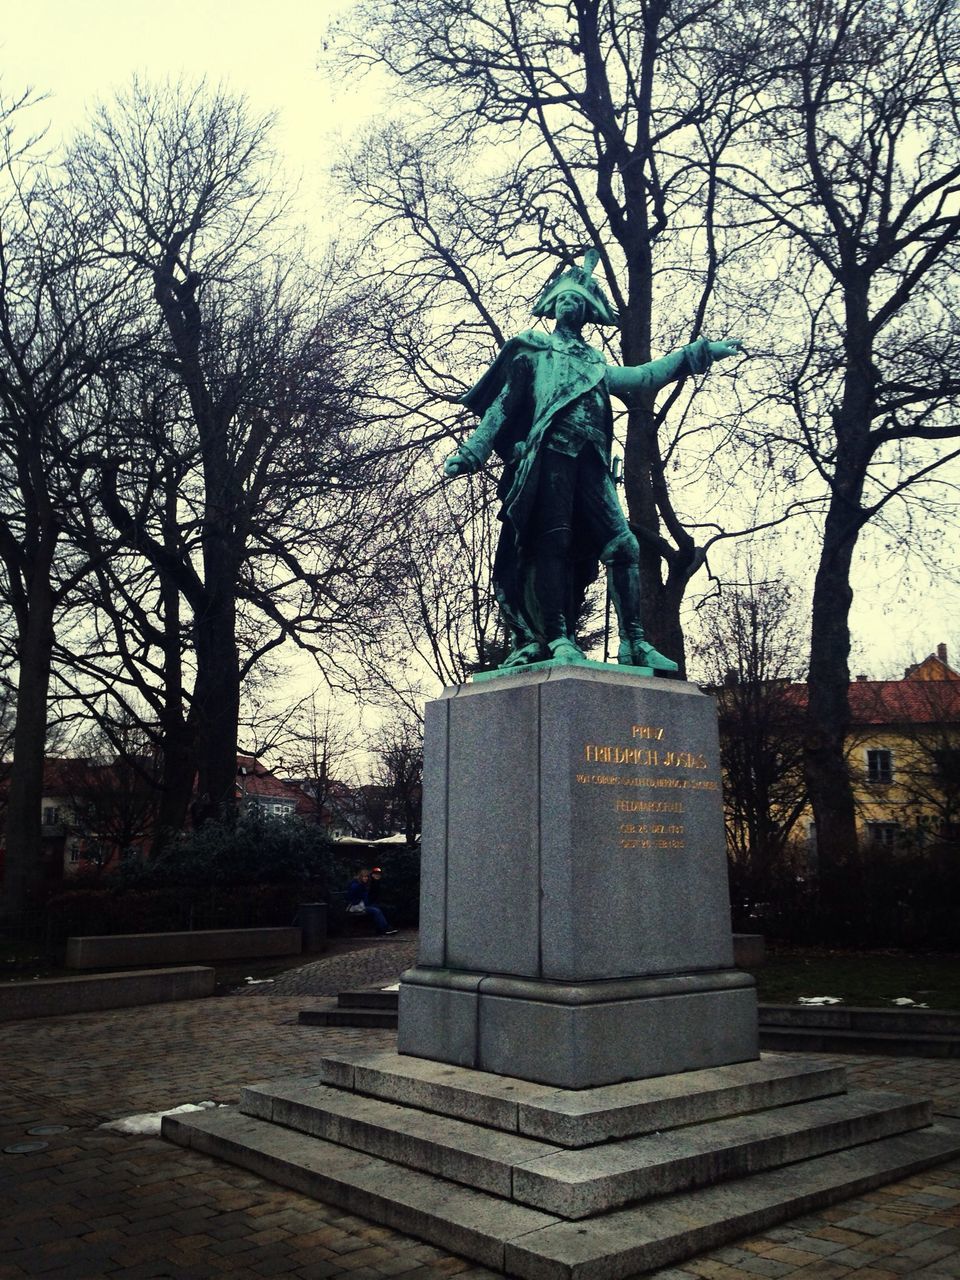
[589,470,678,673]
[532,452,586,662]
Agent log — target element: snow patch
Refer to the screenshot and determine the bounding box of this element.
[797,996,843,1005]
[100,1101,220,1136]
[890,997,929,1007]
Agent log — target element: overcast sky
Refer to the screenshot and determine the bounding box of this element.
[3,0,377,220]
[5,1,958,683]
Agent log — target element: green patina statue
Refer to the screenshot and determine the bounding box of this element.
[445,251,743,672]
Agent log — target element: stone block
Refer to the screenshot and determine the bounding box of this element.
[397,970,481,1067]
[535,672,733,981]
[164,1105,559,1273]
[65,927,301,969]
[417,698,449,967]
[350,1054,557,1131]
[515,1056,848,1147]
[509,1090,932,1219]
[164,1103,960,1280]
[236,1073,923,1221]
[243,1078,562,1198]
[444,679,542,975]
[0,966,215,1022]
[477,982,759,1089]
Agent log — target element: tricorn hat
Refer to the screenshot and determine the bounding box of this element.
[532,249,619,327]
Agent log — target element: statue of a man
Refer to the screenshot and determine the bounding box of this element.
[445,252,743,671]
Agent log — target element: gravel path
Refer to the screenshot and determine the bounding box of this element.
[229,930,418,997]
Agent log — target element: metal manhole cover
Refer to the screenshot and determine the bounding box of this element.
[3,1141,49,1154]
[26,1125,70,1136]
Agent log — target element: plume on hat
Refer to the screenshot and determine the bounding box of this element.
[532,249,619,327]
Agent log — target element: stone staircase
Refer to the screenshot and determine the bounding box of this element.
[298,988,399,1029]
[163,1049,960,1279]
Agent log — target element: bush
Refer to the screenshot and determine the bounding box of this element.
[731,836,960,949]
[42,818,423,941]
[120,812,337,889]
[43,881,332,940]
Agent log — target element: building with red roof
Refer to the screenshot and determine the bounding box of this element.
[782,644,960,847]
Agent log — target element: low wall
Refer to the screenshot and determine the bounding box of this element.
[0,966,215,1022]
[65,926,302,970]
[759,1003,960,1035]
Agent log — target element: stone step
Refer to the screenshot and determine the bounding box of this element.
[759,1025,960,1057]
[241,1078,562,1199]
[337,988,399,1010]
[759,1002,960,1035]
[239,1076,930,1218]
[162,1105,960,1280]
[510,1090,930,1218]
[315,1050,848,1146]
[298,1001,397,1029]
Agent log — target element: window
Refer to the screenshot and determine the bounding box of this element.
[42,805,60,826]
[255,798,296,820]
[866,749,893,784]
[68,843,82,864]
[866,821,900,847]
[933,748,960,788]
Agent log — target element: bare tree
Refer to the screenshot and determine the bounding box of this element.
[371,717,423,844]
[0,104,134,914]
[57,717,161,869]
[721,0,960,878]
[689,568,808,873]
[66,79,404,822]
[238,687,363,825]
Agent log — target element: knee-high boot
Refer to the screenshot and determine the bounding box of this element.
[608,563,678,673]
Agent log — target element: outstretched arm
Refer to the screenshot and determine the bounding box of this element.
[606,338,744,406]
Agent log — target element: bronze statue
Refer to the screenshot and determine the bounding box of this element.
[445,252,743,671]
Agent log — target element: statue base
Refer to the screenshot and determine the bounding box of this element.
[471,655,653,682]
[398,663,758,1089]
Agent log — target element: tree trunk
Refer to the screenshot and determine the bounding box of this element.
[804,501,862,883]
[155,713,197,841]
[1,586,55,917]
[154,571,196,842]
[191,571,240,824]
[804,276,874,884]
[620,265,686,665]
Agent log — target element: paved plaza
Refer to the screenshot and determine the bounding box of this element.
[2,936,960,1280]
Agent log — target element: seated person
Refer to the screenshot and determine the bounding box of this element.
[345,868,396,935]
[367,866,383,904]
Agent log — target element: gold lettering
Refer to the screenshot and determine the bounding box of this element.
[661,750,708,770]
[614,799,684,813]
[631,724,665,740]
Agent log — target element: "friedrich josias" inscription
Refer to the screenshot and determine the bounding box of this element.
[574,724,716,849]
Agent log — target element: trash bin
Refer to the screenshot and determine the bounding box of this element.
[297,902,327,953]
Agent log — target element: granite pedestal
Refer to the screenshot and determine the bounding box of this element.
[164,665,960,1278]
[397,664,759,1087]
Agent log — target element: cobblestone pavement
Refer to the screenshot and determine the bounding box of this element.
[232,933,419,998]
[1,945,959,1279]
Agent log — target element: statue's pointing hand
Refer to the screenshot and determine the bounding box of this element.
[444,449,480,478]
[707,338,746,361]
